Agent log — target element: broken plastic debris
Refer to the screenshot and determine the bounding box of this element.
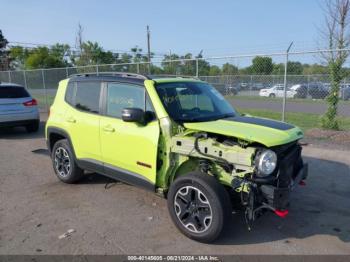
[58,229,76,239]
[148,216,153,221]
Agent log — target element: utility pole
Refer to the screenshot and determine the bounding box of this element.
[147,25,151,74]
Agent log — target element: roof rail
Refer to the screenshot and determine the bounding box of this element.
[69,72,151,80]
[149,75,200,80]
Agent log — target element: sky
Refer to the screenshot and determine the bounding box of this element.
[1,0,325,60]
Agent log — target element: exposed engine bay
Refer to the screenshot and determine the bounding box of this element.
[170,132,308,229]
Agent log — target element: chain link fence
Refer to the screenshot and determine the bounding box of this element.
[1,49,349,131]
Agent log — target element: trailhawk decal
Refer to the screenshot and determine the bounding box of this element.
[225,116,294,131]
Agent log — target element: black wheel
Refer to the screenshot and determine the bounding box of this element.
[25,120,39,133]
[269,93,276,98]
[167,172,231,243]
[51,139,83,183]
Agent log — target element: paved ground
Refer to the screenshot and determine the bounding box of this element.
[0,121,350,255]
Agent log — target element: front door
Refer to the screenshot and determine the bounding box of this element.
[100,82,159,189]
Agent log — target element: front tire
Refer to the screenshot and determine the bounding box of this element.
[269,93,276,98]
[51,139,83,183]
[167,172,231,243]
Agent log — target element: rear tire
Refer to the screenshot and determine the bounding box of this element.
[269,93,276,98]
[51,139,83,183]
[167,172,231,243]
[25,120,39,133]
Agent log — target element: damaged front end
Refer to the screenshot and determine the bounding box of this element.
[170,132,308,229]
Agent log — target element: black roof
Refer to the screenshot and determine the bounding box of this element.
[68,72,199,85]
[69,72,150,85]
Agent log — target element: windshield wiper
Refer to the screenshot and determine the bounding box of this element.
[215,113,235,120]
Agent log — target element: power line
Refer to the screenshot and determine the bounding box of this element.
[7,41,167,57]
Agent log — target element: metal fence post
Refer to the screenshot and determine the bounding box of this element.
[282,42,293,122]
[42,69,49,113]
[96,65,99,75]
[196,59,199,77]
[250,75,253,96]
[8,71,11,83]
[23,70,27,89]
[137,63,140,73]
[66,67,69,78]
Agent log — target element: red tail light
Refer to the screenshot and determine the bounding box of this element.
[23,99,38,107]
[274,209,289,218]
[299,180,306,186]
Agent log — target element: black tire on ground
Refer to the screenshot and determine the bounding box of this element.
[167,172,231,243]
[51,139,84,183]
[269,93,276,98]
[25,120,39,133]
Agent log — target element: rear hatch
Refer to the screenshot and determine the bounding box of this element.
[0,86,35,115]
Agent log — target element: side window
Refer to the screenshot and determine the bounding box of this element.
[106,82,155,119]
[65,82,76,106]
[75,82,101,113]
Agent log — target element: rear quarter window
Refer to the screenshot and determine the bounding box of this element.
[74,82,101,113]
[0,86,30,99]
[65,82,76,106]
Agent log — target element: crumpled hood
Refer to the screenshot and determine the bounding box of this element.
[183,116,303,147]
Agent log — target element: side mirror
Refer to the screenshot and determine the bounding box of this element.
[121,108,145,124]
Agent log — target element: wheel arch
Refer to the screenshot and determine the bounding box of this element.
[47,127,77,159]
[169,158,200,186]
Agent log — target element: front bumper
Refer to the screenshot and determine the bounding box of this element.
[260,163,308,210]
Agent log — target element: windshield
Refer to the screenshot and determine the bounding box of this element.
[155,81,236,122]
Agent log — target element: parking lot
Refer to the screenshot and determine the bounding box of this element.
[0,115,349,255]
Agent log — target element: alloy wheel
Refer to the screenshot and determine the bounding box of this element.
[54,147,71,178]
[174,186,212,233]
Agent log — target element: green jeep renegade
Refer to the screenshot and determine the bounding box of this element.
[46,72,308,243]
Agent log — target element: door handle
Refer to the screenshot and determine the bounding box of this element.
[103,125,115,132]
[66,117,76,123]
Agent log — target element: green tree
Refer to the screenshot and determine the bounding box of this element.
[9,46,28,69]
[0,30,8,55]
[272,61,303,75]
[9,43,71,69]
[196,52,210,76]
[209,65,221,76]
[74,41,115,66]
[302,64,329,75]
[0,30,9,70]
[251,56,273,75]
[162,53,181,75]
[181,53,196,75]
[222,63,238,75]
[320,0,350,130]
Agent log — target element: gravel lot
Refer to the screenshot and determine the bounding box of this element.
[0,118,349,255]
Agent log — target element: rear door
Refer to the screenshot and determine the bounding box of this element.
[100,82,159,188]
[64,81,102,163]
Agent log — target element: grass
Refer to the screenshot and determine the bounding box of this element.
[33,94,55,109]
[226,95,350,105]
[236,107,350,132]
[33,94,350,132]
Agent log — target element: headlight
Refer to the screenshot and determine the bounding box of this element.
[256,149,277,176]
